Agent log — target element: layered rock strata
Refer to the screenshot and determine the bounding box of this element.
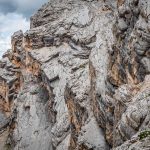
[0,0,149,150]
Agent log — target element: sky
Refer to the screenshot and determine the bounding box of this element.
[0,0,47,57]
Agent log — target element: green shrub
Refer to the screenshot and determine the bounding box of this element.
[138,130,150,140]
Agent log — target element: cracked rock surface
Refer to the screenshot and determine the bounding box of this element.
[0,0,149,150]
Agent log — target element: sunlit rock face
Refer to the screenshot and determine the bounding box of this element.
[0,0,149,150]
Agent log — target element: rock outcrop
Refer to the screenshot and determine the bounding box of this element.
[0,0,149,150]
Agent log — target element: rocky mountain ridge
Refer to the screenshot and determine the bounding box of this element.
[0,0,149,150]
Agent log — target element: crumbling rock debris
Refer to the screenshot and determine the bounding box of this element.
[0,0,149,150]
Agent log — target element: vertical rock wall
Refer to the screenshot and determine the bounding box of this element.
[0,0,149,150]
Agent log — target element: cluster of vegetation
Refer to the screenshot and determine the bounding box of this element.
[138,130,150,140]
[79,63,87,69]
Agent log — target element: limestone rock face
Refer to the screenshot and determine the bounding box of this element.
[0,0,149,150]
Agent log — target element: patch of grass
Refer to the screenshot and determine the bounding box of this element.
[138,130,150,140]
